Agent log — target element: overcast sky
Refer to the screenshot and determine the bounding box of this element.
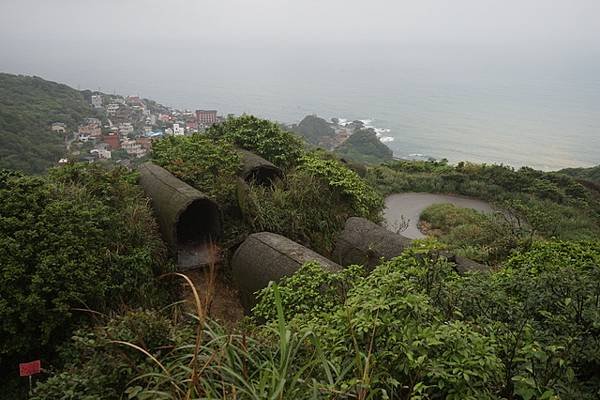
[1,0,599,47]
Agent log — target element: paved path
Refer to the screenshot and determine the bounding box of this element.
[383,192,493,239]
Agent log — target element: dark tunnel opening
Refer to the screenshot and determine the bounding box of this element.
[176,199,221,269]
[246,166,282,186]
[176,199,221,246]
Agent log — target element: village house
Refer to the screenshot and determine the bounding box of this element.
[186,119,198,132]
[136,137,153,151]
[172,123,185,136]
[107,103,120,116]
[78,122,102,138]
[91,95,103,108]
[51,122,67,133]
[103,134,121,150]
[90,148,111,159]
[196,110,218,127]
[158,113,172,122]
[118,122,134,136]
[121,139,147,158]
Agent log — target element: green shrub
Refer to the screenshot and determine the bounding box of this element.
[31,310,178,400]
[206,114,304,169]
[151,134,241,205]
[239,170,359,254]
[298,152,384,220]
[0,164,169,385]
[420,203,485,233]
[253,262,366,321]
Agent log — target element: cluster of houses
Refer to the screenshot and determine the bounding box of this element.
[51,94,223,164]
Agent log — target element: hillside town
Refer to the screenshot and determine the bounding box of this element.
[53,93,223,166]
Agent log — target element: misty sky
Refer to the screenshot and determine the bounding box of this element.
[1,0,599,47]
[0,0,598,169]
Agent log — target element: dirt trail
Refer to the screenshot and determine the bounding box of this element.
[182,268,245,328]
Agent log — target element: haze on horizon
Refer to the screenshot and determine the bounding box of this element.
[2,0,599,48]
[2,0,599,87]
[1,0,599,170]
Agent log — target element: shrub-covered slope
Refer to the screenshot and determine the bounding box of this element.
[560,165,600,184]
[0,73,99,173]
[0,164,170,395]
[335,127,394,164]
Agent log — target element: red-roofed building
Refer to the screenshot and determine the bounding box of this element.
[103,134,121,150]
[196,110,218,126]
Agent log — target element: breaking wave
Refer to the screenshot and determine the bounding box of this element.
[335,117,394,143]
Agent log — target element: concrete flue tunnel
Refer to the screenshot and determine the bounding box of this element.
[138,162,222,268]
[333,216,490,274]
[232,232,342,312]
[238,149,283,186]
[333,217,412,270]
[176,198,221,245]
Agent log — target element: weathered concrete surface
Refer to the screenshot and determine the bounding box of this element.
[334,216,491,274]
[238,149,282,185]
[232,232,342,312]
[333,217,412,269]
[138,162,222,264]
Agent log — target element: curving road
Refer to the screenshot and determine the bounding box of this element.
[383,192,493,239]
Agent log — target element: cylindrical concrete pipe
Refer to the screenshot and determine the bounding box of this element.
[237,149,282,185]
[232,232,342,312]
[138,162,222,267]
[333,217,412,269]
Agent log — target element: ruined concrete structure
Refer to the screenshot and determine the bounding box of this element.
[138,162,222,266]
[232,232,341,312]
[237,149,283,185]
[333,217,412,269]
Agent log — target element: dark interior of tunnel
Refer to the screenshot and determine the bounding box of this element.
[246,166,282,186]
[176,199,221,246]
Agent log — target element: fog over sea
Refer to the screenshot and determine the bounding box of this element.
[2,42,599,171]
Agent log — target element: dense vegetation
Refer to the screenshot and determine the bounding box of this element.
[152,134,241,206]
[0,73,99,173]
[30,239,600,399]
[0,164,171,396]
[335,128,394,164]
[368,160,600,263]
[206,114,304,169]
[2,79,599,399]
[153,118,383,254]
[289,114,336,147]
[560,165,600,184]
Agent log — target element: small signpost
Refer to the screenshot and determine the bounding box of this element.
[19,360,41,395]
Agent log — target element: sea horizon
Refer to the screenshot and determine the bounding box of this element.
[1,42,598,171]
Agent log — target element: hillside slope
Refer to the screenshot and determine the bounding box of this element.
[560,165,600,184]
[0,73,97,173]
[335,128,393,164]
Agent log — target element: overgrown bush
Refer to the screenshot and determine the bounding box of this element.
[239,170,362,254]
[252,240,600,398]
[31,310,179,400]
[298,152,384,221]
[0,164,169,391]
[206,114,304,169]
[152,134,241,205]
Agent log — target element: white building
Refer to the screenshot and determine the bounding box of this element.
[173,123,184,136]
[91,95,103,108]
[90,148,111,159]
[106,103,120,116]
[121,139,147,158]
[119,122,135,136]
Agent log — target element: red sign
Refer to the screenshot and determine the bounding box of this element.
[19,360,41,377]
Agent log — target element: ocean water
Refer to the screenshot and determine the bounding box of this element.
[2,42,599,170]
